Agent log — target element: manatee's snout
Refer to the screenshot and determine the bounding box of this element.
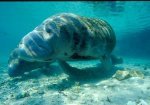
[18,31,53,61]
[8,49,25,77]
[8,59,24,77]
[8,48,51,77]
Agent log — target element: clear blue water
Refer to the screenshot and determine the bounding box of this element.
[0,2,150,105]
[0,1,150,63]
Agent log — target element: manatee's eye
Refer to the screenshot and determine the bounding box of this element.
[45,24,52,33]
[45,26,52,33]
[45,21,58,34]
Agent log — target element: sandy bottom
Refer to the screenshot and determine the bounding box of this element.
[0,57,150,105]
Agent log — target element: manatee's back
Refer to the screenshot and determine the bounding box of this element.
[79,16,116,55]
[48,13,116,59]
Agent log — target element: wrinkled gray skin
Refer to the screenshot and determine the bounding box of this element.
[8,13,123,77]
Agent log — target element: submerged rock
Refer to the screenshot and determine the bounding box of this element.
[129,70,144,78]
[112,70,130,81]
[113,70,144,81]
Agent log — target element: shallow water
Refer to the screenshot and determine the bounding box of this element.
[0,1,150,105]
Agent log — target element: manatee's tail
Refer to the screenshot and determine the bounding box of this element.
[110,54,123,65]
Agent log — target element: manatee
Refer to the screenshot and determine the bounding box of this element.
[8,13,123,77]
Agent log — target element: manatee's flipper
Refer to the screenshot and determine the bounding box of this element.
[100,55,112,71]
[57,60,80,77]
[110,55,123,65]
[99,55,123,71]
[58,60,102,80]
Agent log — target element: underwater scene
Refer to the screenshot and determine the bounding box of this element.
[0,1,150,105]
